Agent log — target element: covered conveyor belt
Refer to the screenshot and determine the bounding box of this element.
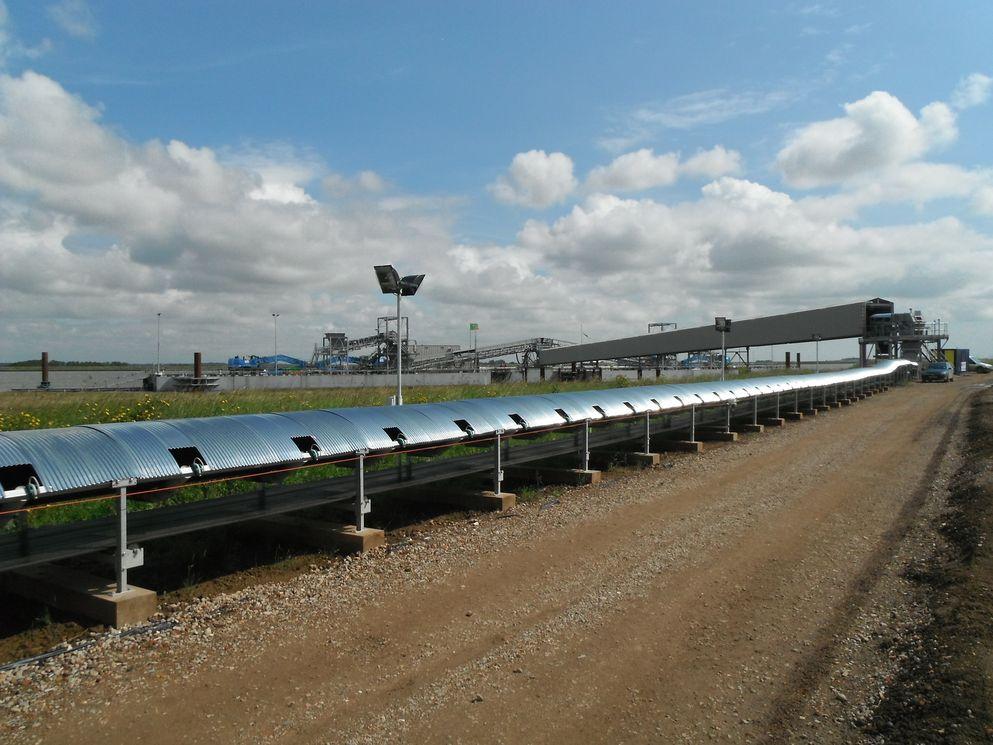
[0,361,916,505]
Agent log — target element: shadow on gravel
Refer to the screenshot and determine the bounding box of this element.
[866,388,993,742]
[0,474,493,665]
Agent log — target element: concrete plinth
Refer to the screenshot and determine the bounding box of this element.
[798,408,818,417]
[628,452,662,467]
[590,451,660,469]
[503,465,601,486]
[783,412,804,420]
[695,430,739,442]
[3,564,157,628]
[248,515,385,554]
[739,423,765,433]
[759,418,785,427]
[840,399,853,406]
[829,401,842,408]
[655,440,704,453]
[815,405,831,412]
[395,489,516,511]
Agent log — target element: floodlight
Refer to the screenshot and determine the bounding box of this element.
[399,274,425,296]
[374,265,400,294]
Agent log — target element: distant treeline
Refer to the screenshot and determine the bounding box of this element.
[1,360,139,369]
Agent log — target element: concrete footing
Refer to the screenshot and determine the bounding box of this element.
[829,401,842,408]
[655,440,704,453]
[798,408,818,417]
[3,564,157,628]
[248,514,385,554]
[739,423,765,433]
[840,399,853,406]
[503,465,602,486]
[394,489,516,512]
[695,430,739,442]
[815,405,831,412]
[759,417,785,427]
[591,451,661,468]
[783,412,804,420]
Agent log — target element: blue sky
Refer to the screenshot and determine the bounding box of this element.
[1,1,991,361]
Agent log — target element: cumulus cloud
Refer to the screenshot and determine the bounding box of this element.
[681,146,743,179]
[47,0,97,39]
[585,149,680,193]
[584,146,741,194]
[0,71,459,359]
[489,150,577,208]
[323,169,388,198]
[776,91,958,188]
[951,72,992,110]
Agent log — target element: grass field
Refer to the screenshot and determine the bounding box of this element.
[0,371,802,432]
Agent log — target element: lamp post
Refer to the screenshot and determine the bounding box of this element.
[812,333,822,373]
[715,316,732,381]
[156,312,162,374]
[374,265,425,406]
[272,313,279,376]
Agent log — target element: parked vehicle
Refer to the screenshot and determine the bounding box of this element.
[921,360,954,383]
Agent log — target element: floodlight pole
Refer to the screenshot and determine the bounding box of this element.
[721,329,726,382]
[272,313,280,376]
[156,312,162,374]
[395,290,403,405]
[812,334,822,374]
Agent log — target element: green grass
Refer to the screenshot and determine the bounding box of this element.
[0,369,804,432]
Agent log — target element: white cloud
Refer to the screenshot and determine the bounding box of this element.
[0,71,460,359]
[584,146,742,194]
[681,146,743,179]
[600,87,795,152]
[776,91,957,188]
[489,150,577,208]
[323,169,388,198]
[0,1,52,66]
[585,149,679,192]
[47,0,97,39]
[951,72,992,110]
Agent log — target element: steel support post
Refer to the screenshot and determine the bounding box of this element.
[725,403,731,433]
[494,430,505,494]
[809,388,813,408]
[753,396,758,425]
[690,405,696,441]
[644,411,651,453]
[581,419,590,471]
[776,392,780,418]
[794,390,799,414]
[355,450,370,531]
[114,477,139,594]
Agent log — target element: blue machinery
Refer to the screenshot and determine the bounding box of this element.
[0,360,915,588]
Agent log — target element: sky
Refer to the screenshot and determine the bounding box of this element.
[0,0,991,363]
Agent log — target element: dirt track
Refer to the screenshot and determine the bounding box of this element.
[0,379,979,743]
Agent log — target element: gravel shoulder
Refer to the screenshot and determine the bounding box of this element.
[0,379,977,744]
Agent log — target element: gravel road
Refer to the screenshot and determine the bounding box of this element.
[0,379,976,744]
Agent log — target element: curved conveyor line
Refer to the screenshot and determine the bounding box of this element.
[0,360,916,503]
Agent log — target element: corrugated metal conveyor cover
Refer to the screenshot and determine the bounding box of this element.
[656,384,705,407]
[162,416,296,472]
[325,406,464,449]
[395,404,473,444]
[463,395,568,430]
[669,382,728,404]
[83,420,198,481]
[415,400,519,436]
[273,410,368,458]
[580,388,660,414]
[534,391,606,421]
[0,427,137,493]
[0,436,33,498]
[639,386,685,412]
[219,414,323,464]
